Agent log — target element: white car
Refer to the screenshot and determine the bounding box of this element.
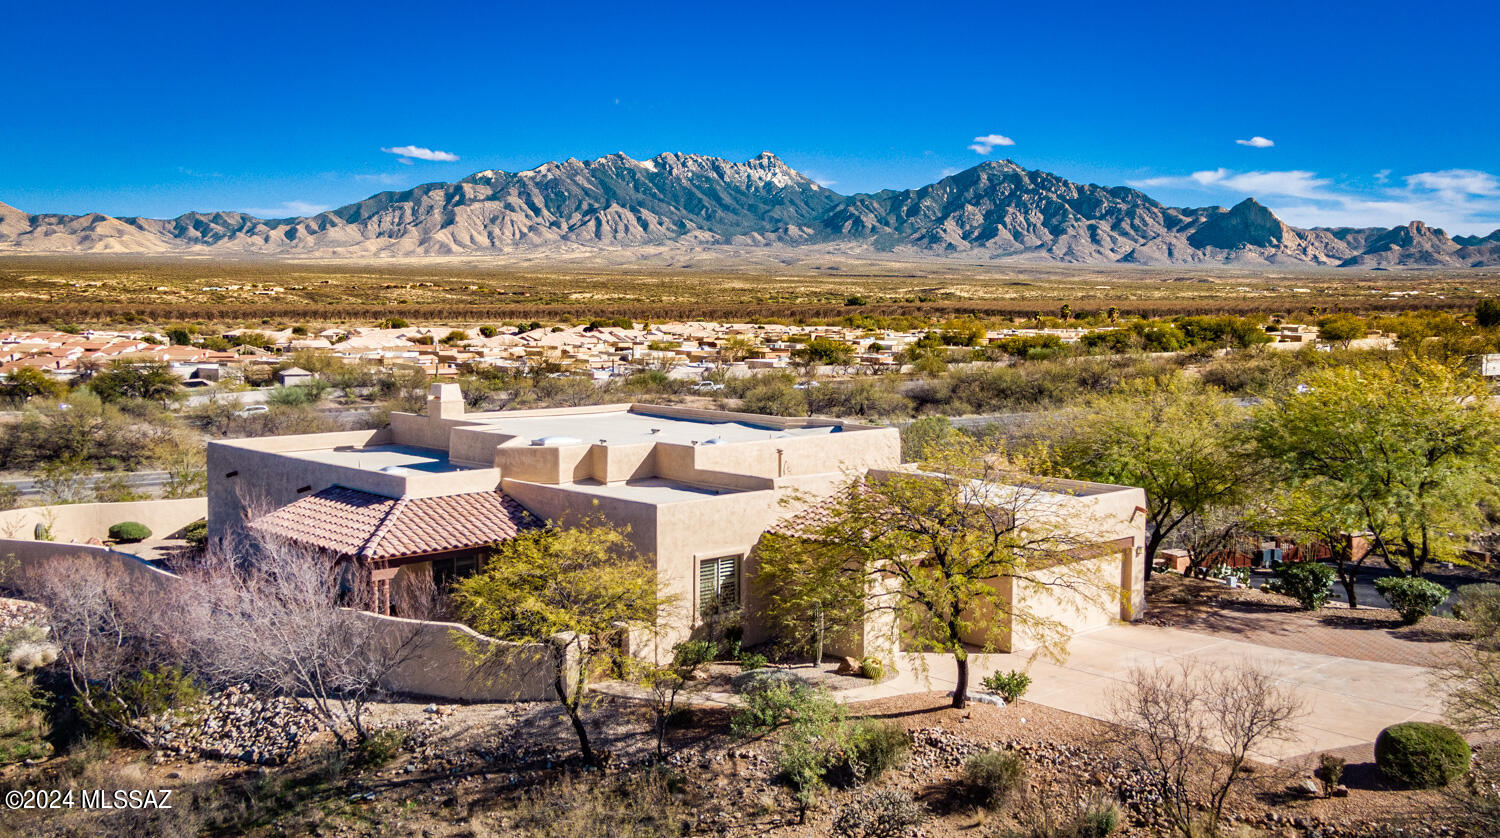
[693,381,725,392]
[792,381,820,390]
[235,404,270,416]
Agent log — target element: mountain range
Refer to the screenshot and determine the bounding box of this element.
[3,153,1498,268]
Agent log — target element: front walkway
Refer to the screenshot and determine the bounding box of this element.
[839,623,1448,762]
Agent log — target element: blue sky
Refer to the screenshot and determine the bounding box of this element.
[3,0,1498,233]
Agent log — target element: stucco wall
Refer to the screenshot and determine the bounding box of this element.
[0,538,561,702]
[0,498,207,544]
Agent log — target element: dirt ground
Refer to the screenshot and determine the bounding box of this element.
[0,687,1472,838]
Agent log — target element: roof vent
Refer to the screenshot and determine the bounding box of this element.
[534,435,584,447]
[649,428,662,435]
[702,437,727,445]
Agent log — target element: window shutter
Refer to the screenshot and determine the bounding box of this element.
[699,558,716,614]
[717,556,738,606]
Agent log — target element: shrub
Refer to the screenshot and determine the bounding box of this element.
[1316,752,1346,794]
[1264,561,1335,610]
[981,669,1032,702]
[356,728,409,767]
[1075,797,1122,837]
[839,718,909,782]
[1375,722,1471,788]
[832,789,924,838]
[1375,576,1450,625]
[79,666,201,745]
[183,518,208,548]
[107,521,152,543]
[479,325,498,338]
[741,652,768,671]
[859,656,885,682]
[0,669,51,764]
[1454,583,1500,639]
[963,748,1027,808]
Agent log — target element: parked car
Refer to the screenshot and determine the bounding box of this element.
[693,381,725,392]
[236,404,270,416]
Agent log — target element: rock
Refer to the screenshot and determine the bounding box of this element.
[1293,778,1323,797]
[834,657,860,675]
[1331,785,1349,798]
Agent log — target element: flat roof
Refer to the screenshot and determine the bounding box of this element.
[471,409,840,446]
[283,444,469,474]
[550,477,749,503]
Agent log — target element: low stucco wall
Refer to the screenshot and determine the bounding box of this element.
[0,538,559,703]
[0,498,207,544]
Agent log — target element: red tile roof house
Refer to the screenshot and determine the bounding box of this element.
[207,385,1146,660]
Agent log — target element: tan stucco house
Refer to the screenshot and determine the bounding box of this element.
[207,384,1146,657]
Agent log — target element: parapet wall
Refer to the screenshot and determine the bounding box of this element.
[0,498,207,544]
[0,538,561,702]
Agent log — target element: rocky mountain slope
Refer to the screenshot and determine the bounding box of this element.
[3,154,1496,267]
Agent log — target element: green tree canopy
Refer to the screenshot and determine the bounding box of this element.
[1057,376,1256,577]
[1251,358,1500,578]
[451,521,667,765]
[88,360,179,403]
[770,435,1116,707]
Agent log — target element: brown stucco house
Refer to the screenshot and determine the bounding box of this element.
[207,384,1146,657]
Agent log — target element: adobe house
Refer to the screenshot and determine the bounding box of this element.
[207,385,1146,654]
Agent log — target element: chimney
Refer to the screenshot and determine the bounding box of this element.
[427,383,464,421]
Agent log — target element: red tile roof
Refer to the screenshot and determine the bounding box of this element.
[248,486,537,562]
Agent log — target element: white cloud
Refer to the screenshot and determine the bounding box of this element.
[1235,136,1274,148]
[968,134,1015,154]
[381,145,460,163]
[354,173,412,186]
[240,201,331,218]
[1128,166,1500,235]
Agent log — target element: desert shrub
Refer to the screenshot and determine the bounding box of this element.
[740,380,808,417]
[839,718,909,782]
[741,652,768,671]
[355,728,408,767]
[732,679,830,737]
[1074,797,1122,837]
[182,519,208,548]
[1264,561,1335,610]
[0,629,53,765]
[832,789,925,838]
[981,669,1032,702]
[107,521,152,543]
[963,748,1027,808]
[1375,722,1471,788]
[1316,752,1346,794]
[1375,577,1450,625]
[1454,583,1500,639]
[79,666,201,745]
[859,655,885,681]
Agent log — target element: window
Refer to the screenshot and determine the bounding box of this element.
[698,555,740,618]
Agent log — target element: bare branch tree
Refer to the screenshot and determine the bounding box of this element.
[1110,661,1304,838]
[177,533,436,748]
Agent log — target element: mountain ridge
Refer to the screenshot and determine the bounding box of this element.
[3,154,1497,268]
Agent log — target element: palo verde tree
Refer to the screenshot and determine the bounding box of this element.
[769,435,1115,708]
[1057,376,1256,579]
[451,520,667,766]
[755,527,868,667]
[1252,358,1500,579]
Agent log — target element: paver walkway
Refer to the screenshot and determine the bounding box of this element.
[838,623,1447,763]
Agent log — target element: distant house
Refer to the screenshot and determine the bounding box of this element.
[275,366,314,386]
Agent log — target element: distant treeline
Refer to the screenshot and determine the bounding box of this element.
[0,296,1472,327]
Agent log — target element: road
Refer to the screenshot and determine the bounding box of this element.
[1,470,171,499]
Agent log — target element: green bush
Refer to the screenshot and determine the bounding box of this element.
[107,521,152,543]
[981,669,1032,702]
[963,748,1027,808]
[356,728,409,767]
[1375,576,1450,625]
[1264,561,1336,610]
[1074,797,1121,837]
[0,670,52,764]
[1374,722,1470,788]
[839,718,909,783]
[858,656,885,682]
[182,518,208,548]
[740,652,768,672]
[79,666,201,745]
[1316,752,1346,794]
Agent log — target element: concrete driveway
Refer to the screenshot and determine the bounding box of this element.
[843,623,1448,762]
